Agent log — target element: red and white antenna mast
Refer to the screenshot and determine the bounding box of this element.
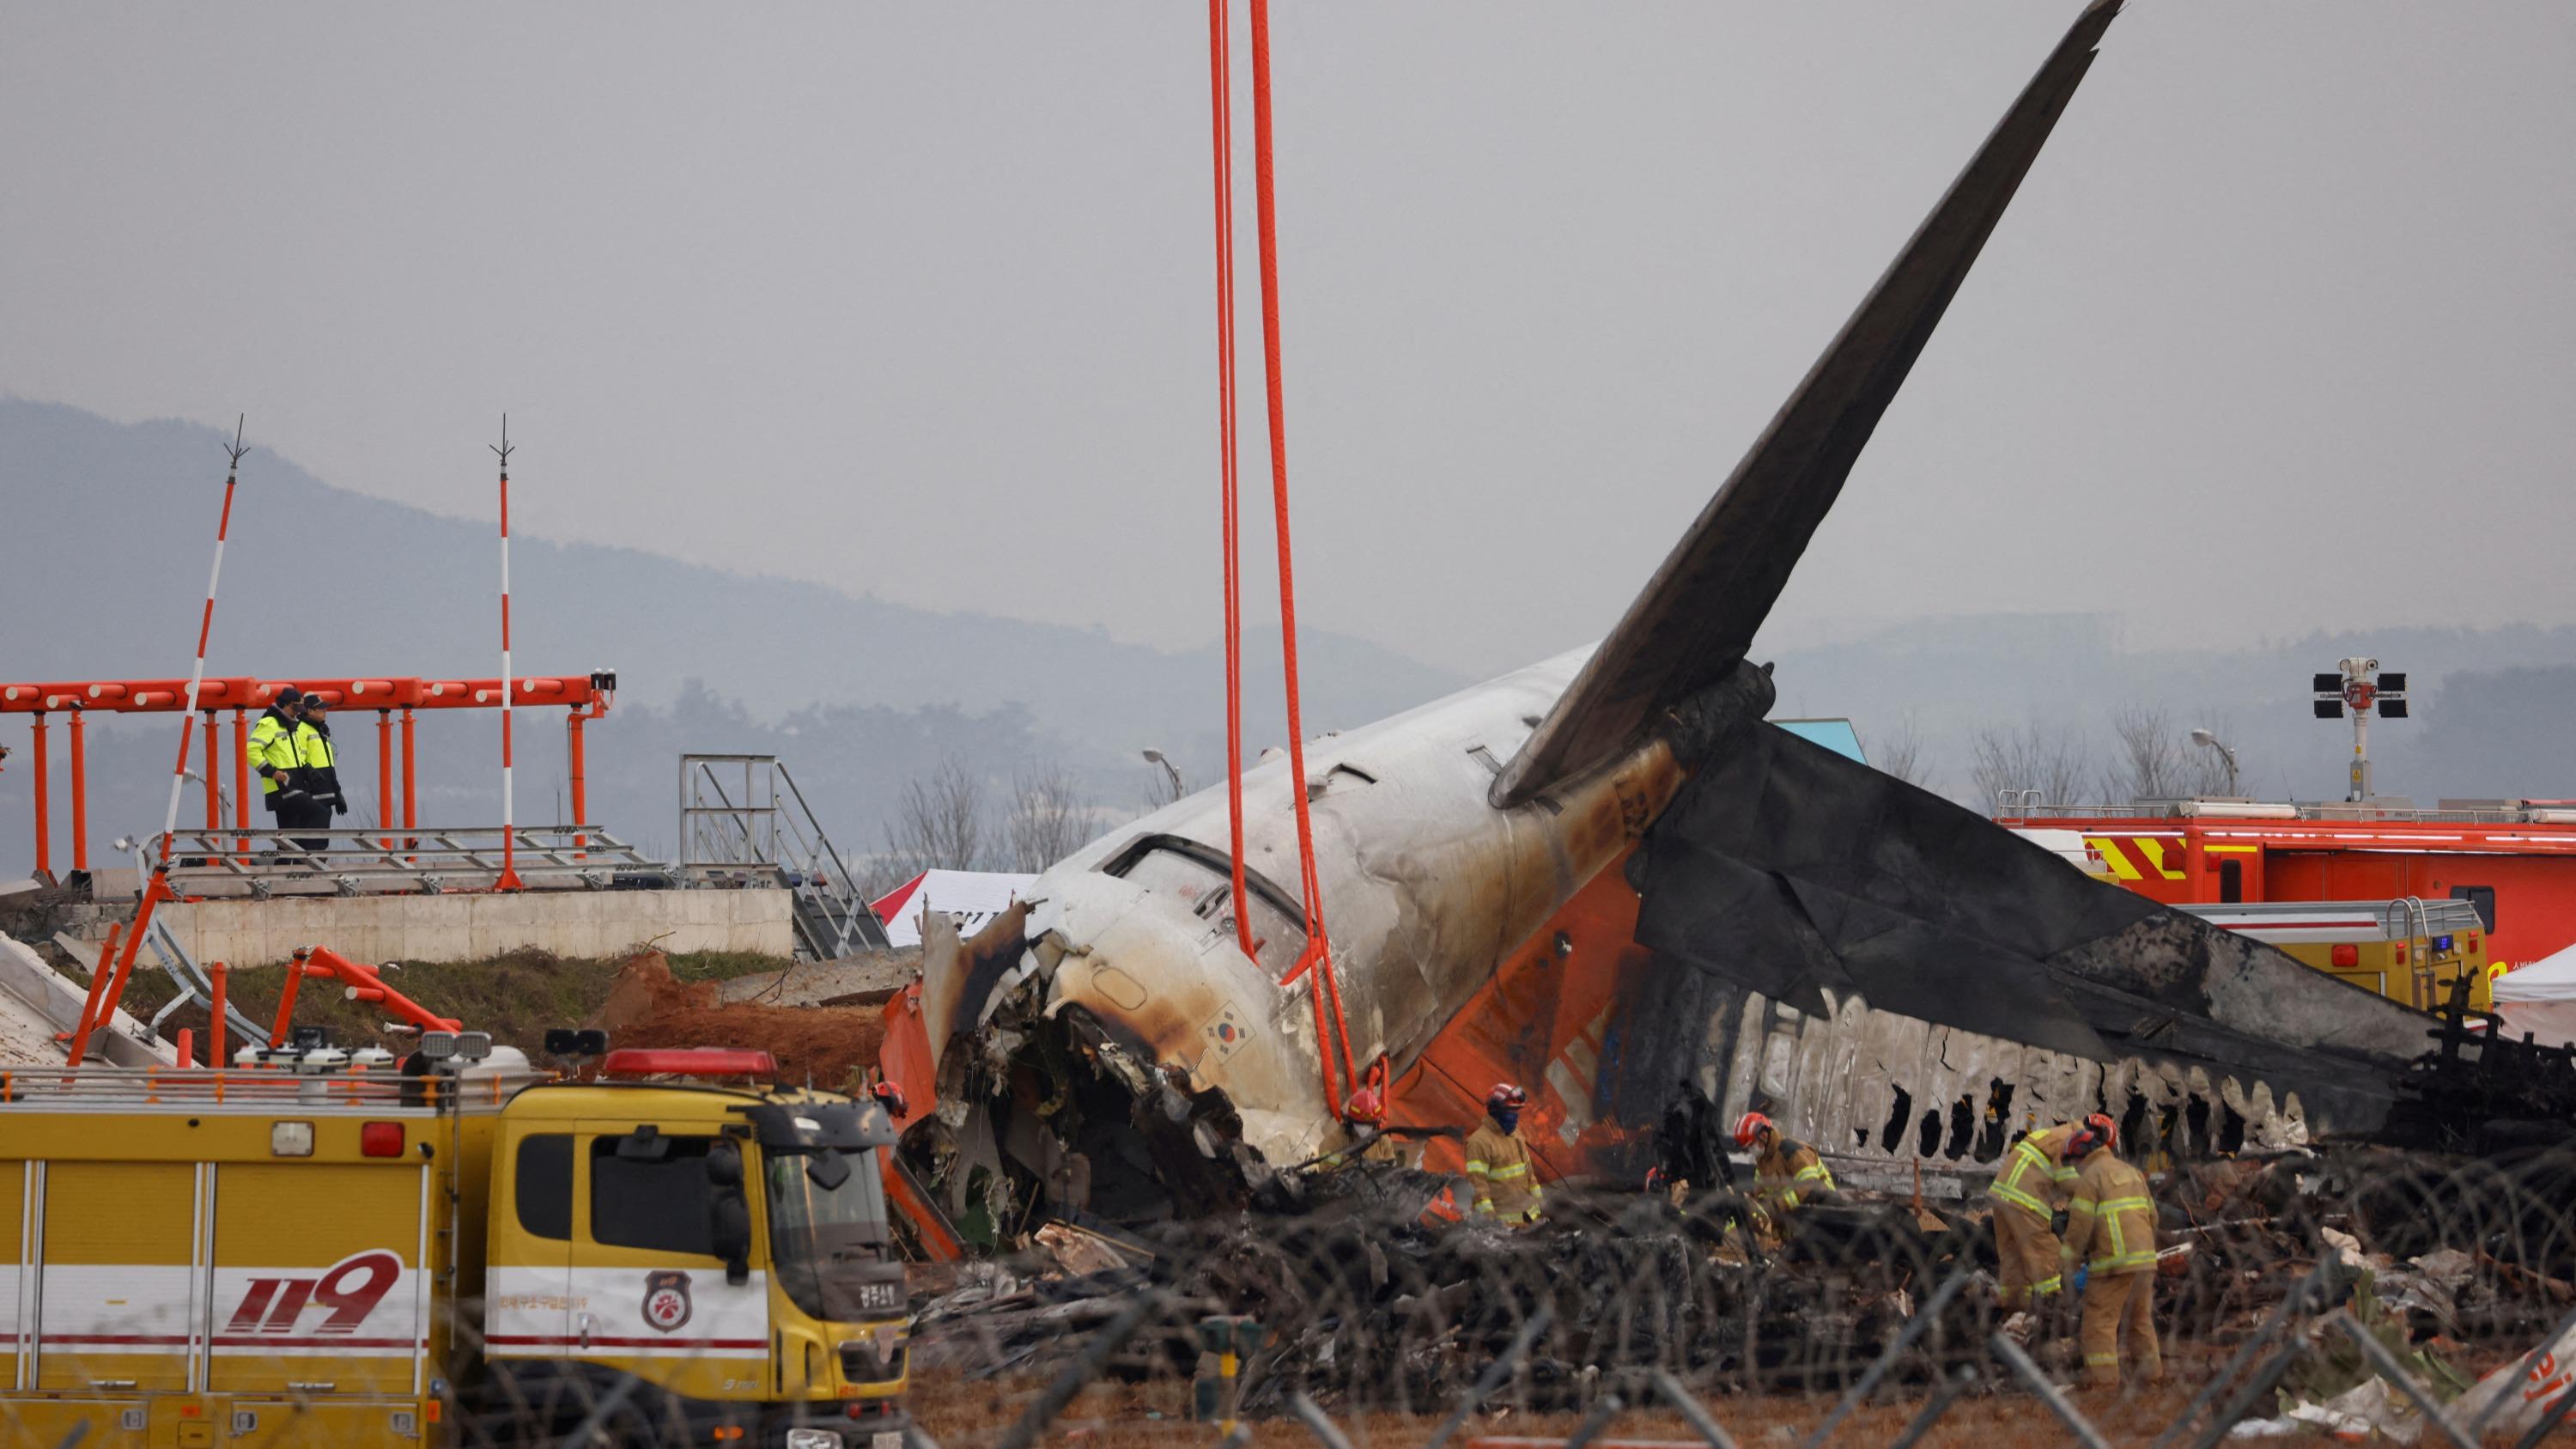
[70,417,247,1065]
[493,417,526,891]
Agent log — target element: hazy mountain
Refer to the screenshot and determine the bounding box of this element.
[1762,613,2576,807]
[6,399,2570,880]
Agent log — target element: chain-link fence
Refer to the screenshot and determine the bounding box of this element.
[15,1146,2576,1447]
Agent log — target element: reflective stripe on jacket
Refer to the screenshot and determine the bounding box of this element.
[291,719,341,801]
[1990,1123,2081,1216]
[1754,1138,1835,1215]
[2061,1148,2158,1274]
[246,709,298,794]
[1461,1119,1542,1223]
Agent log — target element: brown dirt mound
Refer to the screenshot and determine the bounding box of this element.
[609,1002,885,1091]
[593,949,884,1087]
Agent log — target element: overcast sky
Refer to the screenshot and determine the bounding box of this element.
[4,4,2569,681]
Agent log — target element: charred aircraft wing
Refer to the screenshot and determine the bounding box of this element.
[1634,719,2442,1111]
[1494,0,2122,808]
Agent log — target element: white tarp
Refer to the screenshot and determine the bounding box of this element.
[870,869,1038,950]
[2493,940,2576,1047]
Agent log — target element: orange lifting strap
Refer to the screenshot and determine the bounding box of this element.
[1206,0,1359,1110]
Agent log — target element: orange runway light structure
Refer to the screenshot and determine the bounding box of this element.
[2,671,616,881]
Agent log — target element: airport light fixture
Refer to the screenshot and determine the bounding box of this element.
[2188,728,2239,796]
[1142,748,1185,805]
[2312,658,2409,802]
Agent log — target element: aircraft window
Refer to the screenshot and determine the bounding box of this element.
[591,1135,717,1256]
[2449,886,2497,931]
[514,1133,573,1241]
[1106,837,1310,979]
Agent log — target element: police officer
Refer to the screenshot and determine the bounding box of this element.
[289,692,347,852]
[246,686,307,848]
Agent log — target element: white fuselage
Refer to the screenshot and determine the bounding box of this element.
[966,645,1680,1165]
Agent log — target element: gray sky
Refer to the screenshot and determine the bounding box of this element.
[4,4,2569,681]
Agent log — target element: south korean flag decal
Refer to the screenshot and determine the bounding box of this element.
[1200,1004,1254,1063]
[641,1269,694,1333]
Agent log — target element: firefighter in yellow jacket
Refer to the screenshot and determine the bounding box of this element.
[1315,1087,1404,1171]
[2059,1121,2161,1387]
[1461,1083,1541,1225]
[1734,1111,1835,1226]
[1988,1112,2116,1318]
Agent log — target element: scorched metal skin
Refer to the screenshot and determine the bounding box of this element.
[906,1,2464,1217]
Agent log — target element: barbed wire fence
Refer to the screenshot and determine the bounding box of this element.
[21,1147,2576,1447]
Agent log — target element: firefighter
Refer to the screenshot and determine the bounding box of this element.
[2060,1121,2161,1387]
[246,687,307,844]
[1462,1083,1542,1224]
[288,692,348,852]
[1317,1087,1403,1171]
[1988,1111,2116,1326]
[1735,1111,1835,1225]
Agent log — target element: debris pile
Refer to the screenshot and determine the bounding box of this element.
[908,1147,2576,1417]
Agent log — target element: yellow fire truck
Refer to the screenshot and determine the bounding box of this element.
[2178,898,2494,1013]
[0,1036,910,1448]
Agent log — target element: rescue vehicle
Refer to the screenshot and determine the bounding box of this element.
[2007,798,2576,977]
[0,1033,910,1449]
[2174,897,2493,1013]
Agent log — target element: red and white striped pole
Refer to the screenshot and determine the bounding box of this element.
[73,417,247,1066]
[493,417,526,891]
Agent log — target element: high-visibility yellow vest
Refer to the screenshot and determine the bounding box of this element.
[2061,1148,2158,1274]
[246,709,298,795]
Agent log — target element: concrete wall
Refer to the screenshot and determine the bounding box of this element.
[147,888,793,968]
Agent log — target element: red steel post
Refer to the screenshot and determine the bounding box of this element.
[400,706,417,857]
[208,959,228,1068]
[231,709,250,860]
[377,709,394,851]
[29,716,47,879]
[62,922,123,1058]
[66,708,88,874]
[568,708,588,858]
[202,711,222,831]
[268,947,310,1049]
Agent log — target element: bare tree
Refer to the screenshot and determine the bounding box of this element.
[1969,721,2094,814]
[2097,703,2240,802]
[2099,703,2187,803]
[1867,713,1937,790]
[882,757,990,879]
[1004,762,1094,873]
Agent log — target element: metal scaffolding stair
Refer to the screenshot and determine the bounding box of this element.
[680,754,889,960]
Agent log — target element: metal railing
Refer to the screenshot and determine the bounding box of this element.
[2001,797,2576,826]
[680,754,887,959]
[147,825,663,897]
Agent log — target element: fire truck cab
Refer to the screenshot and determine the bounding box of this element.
[0,1040,909,1448]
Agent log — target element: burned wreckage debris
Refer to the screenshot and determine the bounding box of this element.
[877,0,2576,1263]
[907,1141,2576,1416]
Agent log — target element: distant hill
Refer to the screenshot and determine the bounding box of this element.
[0,399,1473,875]
[6,399,2570,879]
[1761,612,2576,806]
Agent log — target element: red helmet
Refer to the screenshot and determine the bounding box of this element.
[1486,1083,1528,1111]
[872,1081,908,1117]
[1345,1087,1386,1124]
[1733,1111,1774,1148]
[2085,1111,2117,1151]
